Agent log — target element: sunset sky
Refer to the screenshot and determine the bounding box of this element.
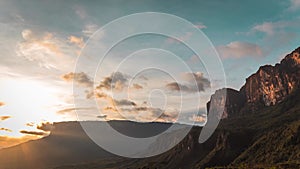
[1,0,300,149]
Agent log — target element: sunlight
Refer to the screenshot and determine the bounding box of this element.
[0,78,65,137]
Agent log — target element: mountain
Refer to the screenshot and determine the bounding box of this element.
[208,47,300,117]
[0,121,178,169]
[0,121,112,169]
[54,89,300,169]
[240,47,300,110]
[53,47,299,169]
[0,47,299,169]
[206,88,245,119]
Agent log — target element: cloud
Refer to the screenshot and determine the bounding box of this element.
[132,83,143,90]
[121,106,176,122]
[62,72,93,87]
[18,29,61,55]
[252,22,276,35]
[96,72,129,91]
[95,92,108,99]
[21,29,35,41]
[139,75,148,81]
[82,24,99,37]
[0,116,11,121]
[103,106,117,112]
[189,114,206,123]
[188,55,200,64]
[16,29,76,70]
[0,128,12,132]
[181,72,211,91]
[97,114,107,119]
[158,111,178,122]
[68,35,84,48]
[37,122,54,131]
[166,82,190,92]
[56,107,92,115]
[0,102,5,106]
[26,122,35,127]
[194,22,207,29]
[251,21,298,35]
[20,130,47,136]
[289,0,300,10]
[113,99,137,106]
[166,32,193,44]
[73,5,88,19]
[249,21,299,51]
[217,41,264,59]
[166,72,210,92]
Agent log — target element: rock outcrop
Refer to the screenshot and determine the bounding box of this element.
[207,47,300,118]
[240,47,300,107]
[207,88,245,119]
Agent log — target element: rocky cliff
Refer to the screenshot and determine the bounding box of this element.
[208,47,300,117]
[207,88,245,118]
[241,47,300,107]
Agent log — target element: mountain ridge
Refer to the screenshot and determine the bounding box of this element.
[207,47,300,118]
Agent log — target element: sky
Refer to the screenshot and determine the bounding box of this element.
[0,0,300,148]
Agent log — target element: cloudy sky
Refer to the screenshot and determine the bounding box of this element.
[0,0,300,148]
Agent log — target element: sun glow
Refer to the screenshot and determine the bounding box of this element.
[0,78,65,137]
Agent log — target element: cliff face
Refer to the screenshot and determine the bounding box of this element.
[241,47,300,107]
[207,88,245,119]
[208,47,300,117]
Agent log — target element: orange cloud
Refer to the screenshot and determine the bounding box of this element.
[0,116,11,121]
[62,72,93,87]
[132,83,143,90]
[38,41,61,55]
[0,128,12,132]
[0,102,5,107]
[20,130,47,136]
[26,122,35,127]
[20,29,62,55]
[68,35,84,48]
[37,122,54,131]
[56,107,93,115]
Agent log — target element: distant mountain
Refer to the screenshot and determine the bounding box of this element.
[0,121,175,169]
[0,121,111,169]
[0,47,299,169]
